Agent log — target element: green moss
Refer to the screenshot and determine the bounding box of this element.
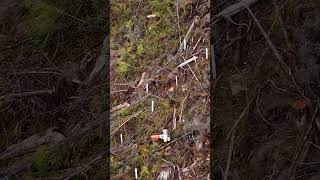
[148,0,175,16]
[117,60,130,77]
[119,108,130,117]
[30,147,51,177]
[159,100,172,116]
[20,0,60,45]
[137,43,145,56]
[140,165,151,179]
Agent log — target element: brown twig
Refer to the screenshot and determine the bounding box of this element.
[224,131,235,180]
[226,95,256,140]
[179,93,189,122]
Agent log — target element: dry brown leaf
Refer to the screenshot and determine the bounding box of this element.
[292,99,307,110]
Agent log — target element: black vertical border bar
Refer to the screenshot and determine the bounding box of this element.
[105,0,111,179]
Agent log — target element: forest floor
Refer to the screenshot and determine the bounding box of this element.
[0,0,107,179]
[110,0,210,179]
[213,0,320,179]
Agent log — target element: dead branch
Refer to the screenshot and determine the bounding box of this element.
[10,71,61,76]
[0,89,56,101]
[211,45,217,79]
[0,127,65,160]
[213,0,259,20]
[226,96,256,140]
[179,93,189,122]
[224,131,235,180]
[85,35,108,84]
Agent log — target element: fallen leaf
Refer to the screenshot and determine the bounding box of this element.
[292,99,307,110]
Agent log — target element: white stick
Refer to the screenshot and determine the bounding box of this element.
[173,108,177,130]
[178,20,195,53]
[145,83,149,94]
[147,14,157,18]
[177,56,198,68]
[183,39,187,50]
[175,75,178,86]
[135,168,138,179]
[205,48,209,59]
[120,134,123,144]
[151,100,154,112]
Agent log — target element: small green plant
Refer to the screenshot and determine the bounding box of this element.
[31,147,50,177]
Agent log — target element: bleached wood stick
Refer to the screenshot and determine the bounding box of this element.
[173,108,177,130]
[205,48,209,59]
[175,75,178,86]
[145,83,149,94]
[135,168,138,179]
[177,20,195,53]
[177,56,198,68]
[151,100,154,112]
[120,134,123,144]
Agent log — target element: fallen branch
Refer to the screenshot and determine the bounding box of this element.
[177,56,198,68]
[213,0,259,20]
[179,93,189,122]
[224,131,235,180]
[0,89,56,101]
[86,35,108,84]
[10,71,61,76]
[0,127,65,160]
[211,45,217,79]
[226,96,255,140]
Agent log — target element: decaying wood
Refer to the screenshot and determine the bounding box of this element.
[0,127,65,160]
